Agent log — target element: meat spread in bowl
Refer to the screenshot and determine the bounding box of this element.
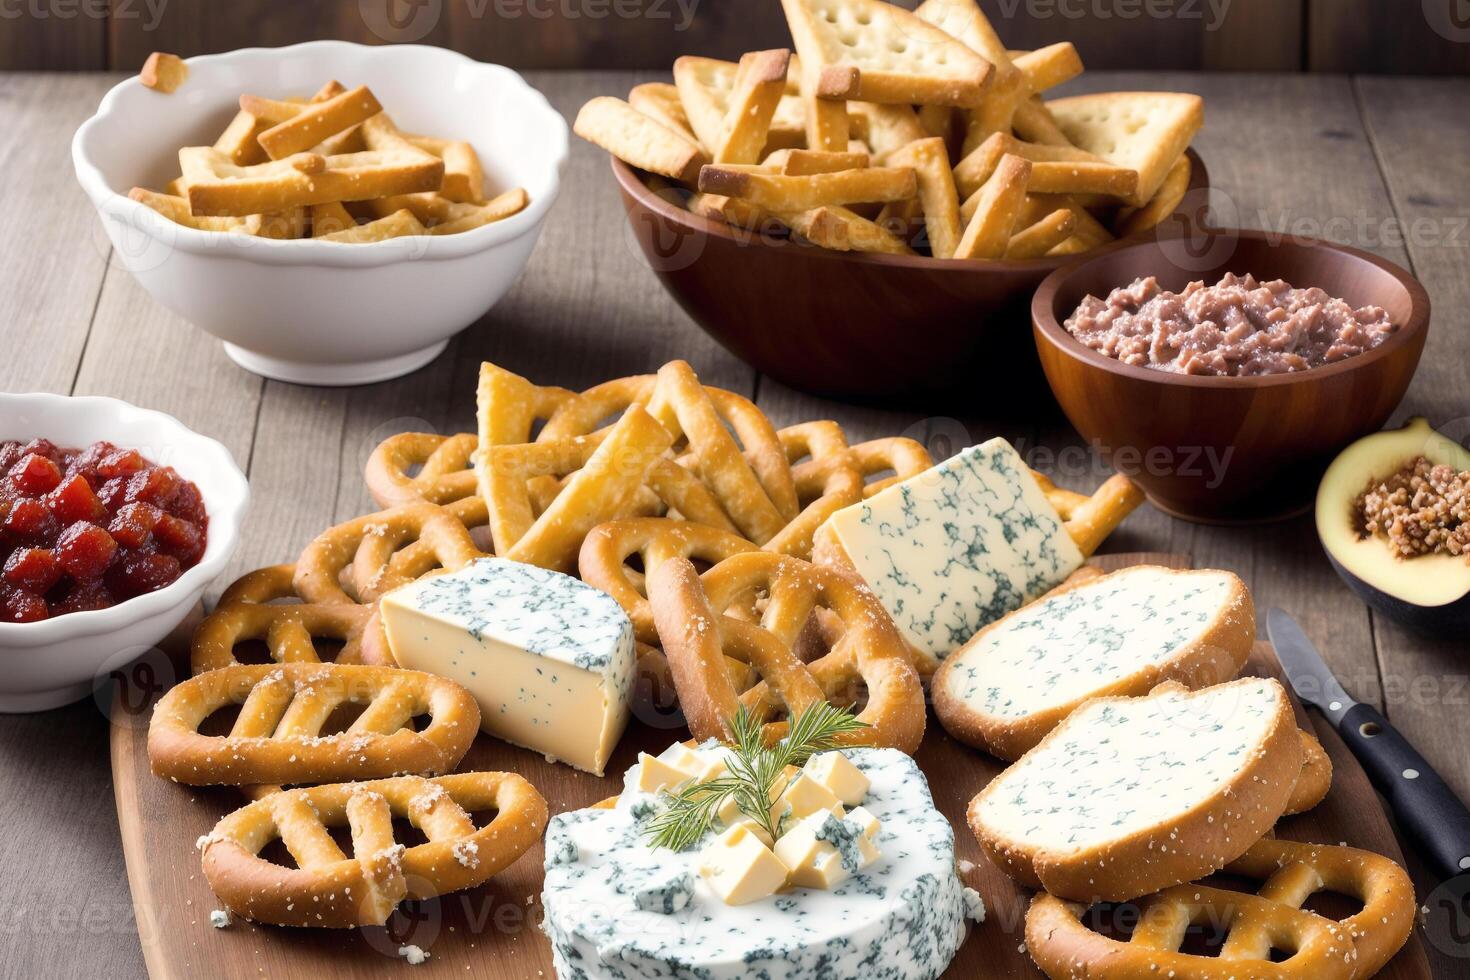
[1063,272,1398,376]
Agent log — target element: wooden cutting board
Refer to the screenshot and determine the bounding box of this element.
[111,553,1433,980]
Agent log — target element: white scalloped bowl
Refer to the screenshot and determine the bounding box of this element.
[72,41,569,386]
[0,394,249,712]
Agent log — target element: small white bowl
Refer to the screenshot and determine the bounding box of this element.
[72,41,569,386]
[0,394,249,712]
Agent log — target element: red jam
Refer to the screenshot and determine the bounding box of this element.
[0,439,209,623]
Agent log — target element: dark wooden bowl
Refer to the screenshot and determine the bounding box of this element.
[613,150,1208,407]
[1032,230,1430,525]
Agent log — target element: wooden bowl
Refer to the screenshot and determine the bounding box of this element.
[1032,230,1430,524]
[613,151,1207,406]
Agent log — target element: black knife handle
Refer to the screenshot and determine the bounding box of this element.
[1340,702,1470,881]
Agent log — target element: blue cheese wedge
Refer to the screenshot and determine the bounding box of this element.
[380,557,635,776]
[820,438,1083,667]
[933,566,1253,759]
[542,747,968,979]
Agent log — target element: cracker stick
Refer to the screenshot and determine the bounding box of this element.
[574,96,709,185]
[787,206,915,255]
[249,85,383,160]
[955,154,1031,260]
[761,148,870,175]
[1026,160,1138,199]
[687,192,772,232]
[310,201,358,237]
[782,0,993,107]
[885,137,962,259]
[365,192,458,224]
[698,165,916,211]
[316,208,426,243]
[128,188,249,232]
[629,82,700,142]
[1005,207,1075,259]
[917,104,955,145]
[954,132,1102,197]
[181,146,444,216]
[406,135,486,203]
[1113,151,1191,237]
[798,62,850,152]
[847,101,926,163]
[140,52,189,94]
[714,49,792,164]
[162,176,187,197]
[213,111,271,167]
[247,207,308,240]
[1012,97,1075,147]
[914,0,1026,153]
[315,124,367,155]
[430,188,530,235]
[1013,42,1084,94]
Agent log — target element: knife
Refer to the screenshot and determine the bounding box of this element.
[1267,607,1470,881]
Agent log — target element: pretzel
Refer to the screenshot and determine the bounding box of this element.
[200,772,547,927]
[366,432,479,507]
[1031,470,1147,557]
[191,597,379,674]
[649,551,925,753]
[1285,729,1333,815]
[1025,838,1415,980]
[293,501,487,606]
[149,663,479,786]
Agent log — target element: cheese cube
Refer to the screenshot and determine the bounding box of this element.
[380,557,635,776]
[820,438,1084,664]
[774,811,881,890]
[773,773,845,827]
[634,752,698,794]
[720,813,774,848]
[715,766,798,828]
[657,743,728,782]
[803,751,871,806]
[698,825,789,905]
[633,869,695,914]
[845,805,881,840]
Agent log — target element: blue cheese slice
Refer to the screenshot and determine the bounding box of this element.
[942,567,1243,720]
[380,557,635,776]
[822,438,1083,665]
[542,748,968,980]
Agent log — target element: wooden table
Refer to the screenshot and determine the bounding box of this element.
[1,69,1466,979]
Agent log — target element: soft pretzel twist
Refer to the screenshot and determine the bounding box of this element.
[1024,837,1415,980]
[649,551,925,753]
[200,772,547,927]
[148,663,480,786]
[191,601,380,674]
[365,432,478,507]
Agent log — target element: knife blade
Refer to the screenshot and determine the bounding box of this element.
[1267,607,1470,880]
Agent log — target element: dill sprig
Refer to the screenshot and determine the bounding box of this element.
[642,702,867,851]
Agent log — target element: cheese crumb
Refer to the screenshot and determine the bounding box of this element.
[398,945,429,965]
[962,887,987,924]
[209,909,232,929]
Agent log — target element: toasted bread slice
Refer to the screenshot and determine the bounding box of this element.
[1046,91,1204,206]
[781,0,994,108]
[934,566,1255,760]
[968,677,1301,903]
[574,97,709,185]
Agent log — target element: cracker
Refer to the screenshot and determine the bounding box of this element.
[714,49,792,164]
[247,85,383,160]
[761,148,870,175]
[406,135,486,203]
[885,137,961,259]
[1005,207,1075,259]
[1013,42,1084,94]
[629,82,700,143]
[698,165,916,211]
[1047,91,1204,205]
[316,208,426,243]
[1114,152,1192,237]
[955,153,1031,260]
[140,52,189,93]
[846,101,926,163]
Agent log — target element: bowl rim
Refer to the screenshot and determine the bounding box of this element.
[0,393,250,648]
[1030,228,1432,389]
[71,40,570,270]
[611,147,1208,275]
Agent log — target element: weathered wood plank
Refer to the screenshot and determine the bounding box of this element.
[1355,76,1470,980]
[1311,0,1470,75]
[0,74,115,391]
[0,5,105,70]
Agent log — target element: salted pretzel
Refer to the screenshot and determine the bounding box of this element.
[192,599,379,674]
[1025,837,1415,980]
[1032,470,1147,558]
[294,501,487,606]
[365,431,478,507]
[1286,729,1333,815]
[149,663,479,786]
[200,772,547,927]
[764,422,934,558]
[648,551,925,753]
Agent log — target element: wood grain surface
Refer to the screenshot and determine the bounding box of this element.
[1,0,1466,73]
[109,553,1431,980]
[0,69,1467,979]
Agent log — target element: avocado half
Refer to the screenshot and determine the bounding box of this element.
[1317,418,1470,635]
